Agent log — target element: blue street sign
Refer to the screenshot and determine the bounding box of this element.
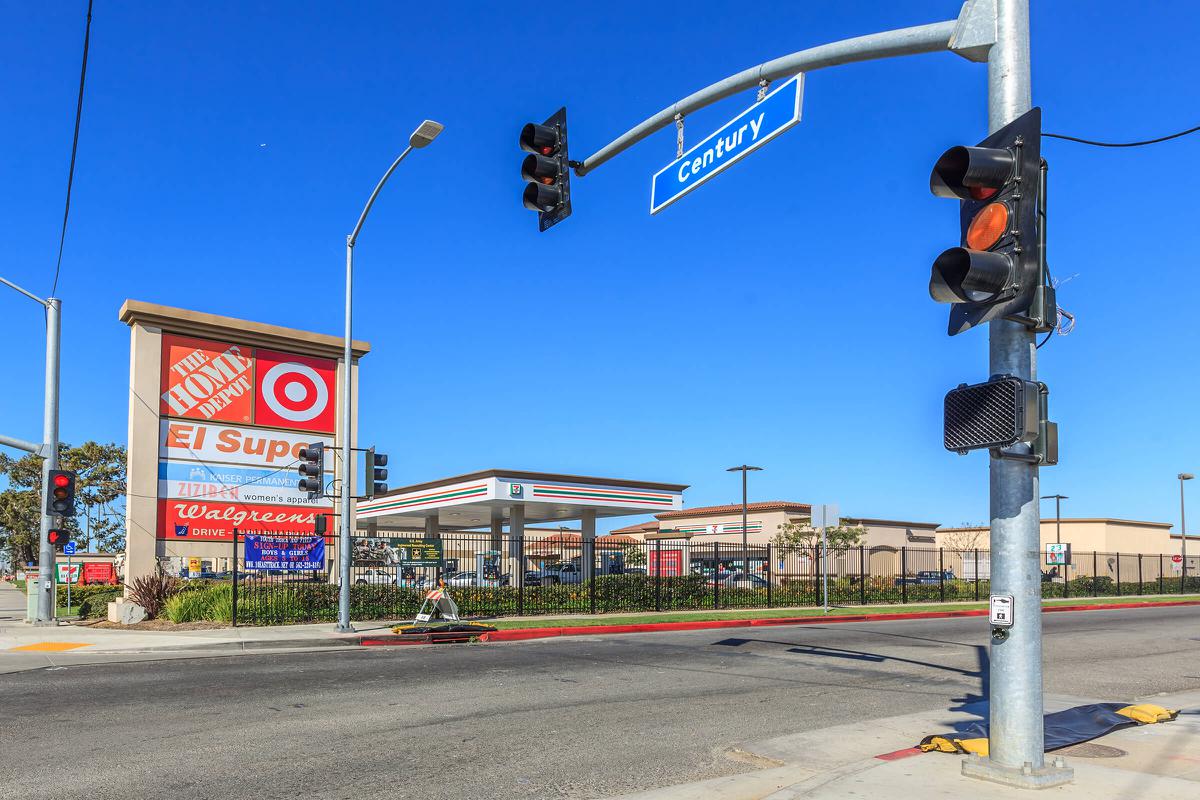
[64,541,77,555]
[650,74,805,215]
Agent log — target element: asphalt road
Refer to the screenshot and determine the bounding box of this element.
[3,606,1198,800]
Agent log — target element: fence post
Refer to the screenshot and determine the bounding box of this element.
[938,548,945,603]
[1159,554,1164,595]
[901,547,908,604]
[766,543,773,608]
[1063,554,1069,599]
[654,539,662,612]
[859,545,866,606]
[1116,553,1121,596]
[713,541,720,610]
[1092,551,1098,596]
[231,527,239,628]
[974,549,980,602]
[517,535,525,616]
[1137,554,1143,595]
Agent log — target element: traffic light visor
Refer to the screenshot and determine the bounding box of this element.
[930,248,1012,303]
[520,122,559,155]
[523,181,562,212]
[966,203,1009,250]
[930,146,1015,200]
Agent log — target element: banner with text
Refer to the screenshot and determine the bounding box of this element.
[244,533,325,571]
[158,460,332,508]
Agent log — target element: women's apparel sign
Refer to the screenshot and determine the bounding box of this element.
[244,534,325,571]
[158,460,333,508]
[159,335,336,434]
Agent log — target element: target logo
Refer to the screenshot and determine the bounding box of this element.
[254,349,336,433]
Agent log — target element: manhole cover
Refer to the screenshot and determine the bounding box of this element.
[1052,742,1127,758]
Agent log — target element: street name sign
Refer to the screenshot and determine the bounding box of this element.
[650,74,804,214]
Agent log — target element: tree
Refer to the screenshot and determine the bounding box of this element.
[943,525,988,553]
[0,441,127,563]
[622,543,647,567]
[773,517,867,551]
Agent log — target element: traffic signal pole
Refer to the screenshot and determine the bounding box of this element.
[563,0,1068,788]
[37,298,62,625]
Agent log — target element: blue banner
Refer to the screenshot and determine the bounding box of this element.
[244,533,325,571]
[651,74,804,214]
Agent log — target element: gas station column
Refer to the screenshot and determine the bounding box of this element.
[424,515,439,540]
[581,509,596,582]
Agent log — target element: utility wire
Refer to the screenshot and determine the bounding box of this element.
[1044,123,1200,148]
[50,0,94,297]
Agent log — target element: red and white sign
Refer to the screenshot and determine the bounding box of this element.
[159,499,322,541]
[159,420,332,468]
[1172,554,1184,563]
[254,349,336,434]
[81,562,118,585]
[160,335,254,423]
[648,549,684,577]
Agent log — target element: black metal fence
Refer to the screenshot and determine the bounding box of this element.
[183,531,1198,625]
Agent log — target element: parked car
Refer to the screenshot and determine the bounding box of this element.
[707,572,769,589]
[623,567,648,576]
[444,571,499,588]
[893,570,955,587]
[355,569,397,586]
[532,562,585,586]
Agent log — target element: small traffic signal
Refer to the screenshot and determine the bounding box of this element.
[929,107,1052,335]
[520,107,572,231]
[46,470,77,516]
[944,377,1039,454]
[47,528,71,551]
[297,442,325,499]
[365,447,388,499]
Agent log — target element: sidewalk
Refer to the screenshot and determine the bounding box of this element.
[604,689,1200,799]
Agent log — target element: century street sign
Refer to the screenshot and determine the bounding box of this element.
[650,74,805,215]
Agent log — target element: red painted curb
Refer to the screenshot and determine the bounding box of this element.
[476,600,1200,644]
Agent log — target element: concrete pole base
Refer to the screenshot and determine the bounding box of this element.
[961,754,1074,789]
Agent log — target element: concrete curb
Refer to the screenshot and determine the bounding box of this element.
[479,599,1200,643]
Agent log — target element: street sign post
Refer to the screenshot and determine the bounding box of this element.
[810,504,839,613]
[650,74,804,214]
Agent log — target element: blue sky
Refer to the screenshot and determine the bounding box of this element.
[1,1,1197,533]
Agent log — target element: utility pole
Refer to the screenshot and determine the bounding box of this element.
[1180,474,1193,584]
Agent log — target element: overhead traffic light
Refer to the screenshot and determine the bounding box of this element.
[46,470,77,516]
[520,107,572,232]
[47,528,71,551]
[365,448,388,499]
[297,442,325,499]
[929,107,1053,336]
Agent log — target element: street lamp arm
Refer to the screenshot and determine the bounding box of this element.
[0,275,49,307]
[348,145,415,246]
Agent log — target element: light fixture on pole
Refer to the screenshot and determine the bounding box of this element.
[338,119,444,633]
[1179,473,1193,588]
[726,465,763,578]
[1040,494,1067,544]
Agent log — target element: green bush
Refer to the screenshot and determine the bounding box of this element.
[77,587,122,619]
[164,590,210,623]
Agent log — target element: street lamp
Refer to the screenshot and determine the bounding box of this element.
[1179,473,1193,588]
[1040,494,1068,544]
[726,465,762,576]
[338,120,444,632]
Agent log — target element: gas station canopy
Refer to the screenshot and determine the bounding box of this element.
[357,469,687,533]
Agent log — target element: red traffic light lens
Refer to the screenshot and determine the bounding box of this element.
[969,186,998,201]
[53,474,70,488]
[966,202,1010,251]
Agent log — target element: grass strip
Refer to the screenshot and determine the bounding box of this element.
[484,594,1200,630]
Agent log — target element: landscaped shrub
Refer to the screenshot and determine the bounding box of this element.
[76,587,122,619]
[127,573,180,618]
[164,589,211,623]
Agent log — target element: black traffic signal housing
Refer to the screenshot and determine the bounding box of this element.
[365,448,388,499]
[944,376,1057,465]
[929,107,1053,335]
[46,470,77,516]
[47,528,71,551]
[297,442,325,499]
[520,107,572,231]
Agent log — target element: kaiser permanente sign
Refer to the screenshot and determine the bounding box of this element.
[650,74,804,215]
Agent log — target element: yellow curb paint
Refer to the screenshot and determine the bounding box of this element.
[9,642,94,652]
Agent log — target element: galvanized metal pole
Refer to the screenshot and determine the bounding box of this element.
[977,0,1068,785]
[821,524,829,612]
[338,237,354,632]
[1181,477,1189,586]
[741,470,748,577]
[36,298,61,625]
